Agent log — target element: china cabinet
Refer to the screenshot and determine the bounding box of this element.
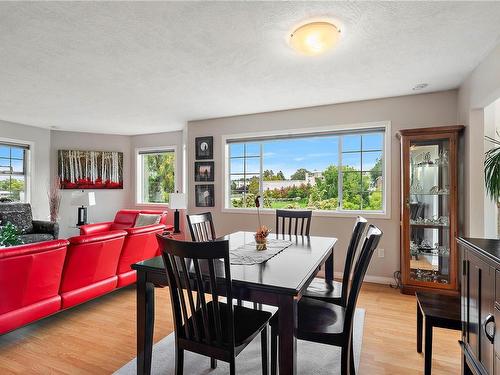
[398,126,464,295]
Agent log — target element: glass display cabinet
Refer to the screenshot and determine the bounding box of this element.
[398,126,463,295]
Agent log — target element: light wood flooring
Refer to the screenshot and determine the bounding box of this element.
[0,283,461,374]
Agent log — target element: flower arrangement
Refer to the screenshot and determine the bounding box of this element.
[48,178,62,222]
[254,195,270,247]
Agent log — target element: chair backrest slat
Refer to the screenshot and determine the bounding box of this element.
[340,216,368,306]
[275,210,312,236]
[187,212,217,242]
[158,236,233,350]
[343,225,382,335]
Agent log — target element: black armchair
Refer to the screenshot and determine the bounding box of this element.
[0,203,59,244]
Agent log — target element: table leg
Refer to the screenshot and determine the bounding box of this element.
[137,271,155,375]
[324,247,334,282]
[424,321,433,375]
[278,295,297,375]
[417,303,423,353]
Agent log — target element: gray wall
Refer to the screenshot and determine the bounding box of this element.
[187,90,459,282]
[0,120,51,220]
[50,130,133,238]
[458,42,500,237]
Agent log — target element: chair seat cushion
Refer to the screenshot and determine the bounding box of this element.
[183,301,272,347]
[18,233,54,244]
[303,277,343,303]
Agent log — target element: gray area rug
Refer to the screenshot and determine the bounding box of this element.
[114,308,364,375]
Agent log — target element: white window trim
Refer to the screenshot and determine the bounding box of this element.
[135,145,177,207]
[221,121,392,219]
[0,136,33,204]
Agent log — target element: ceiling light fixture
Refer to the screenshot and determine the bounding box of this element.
[412,83,429,91]
[289,22,341,56]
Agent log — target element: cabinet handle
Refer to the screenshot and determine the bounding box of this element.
[484,313,495,343]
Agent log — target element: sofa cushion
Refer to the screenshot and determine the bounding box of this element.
[0,210,33,234]
[134,213,161,227]
[18,233,54,244]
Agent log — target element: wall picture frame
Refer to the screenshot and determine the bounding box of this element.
[195,184,215,207]
[195,161,214,182]
[195,136,213,160]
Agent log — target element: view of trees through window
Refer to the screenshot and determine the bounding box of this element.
[228,132,384,212]
[0,144,26,202]
[139,150,175,204]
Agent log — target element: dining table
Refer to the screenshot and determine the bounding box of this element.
[131,231,337,375]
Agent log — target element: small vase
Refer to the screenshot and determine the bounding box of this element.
[254,235,267,250]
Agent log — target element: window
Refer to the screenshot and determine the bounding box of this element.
[226,128,386,213]
[136,147,176,204]
[0,142,29,202]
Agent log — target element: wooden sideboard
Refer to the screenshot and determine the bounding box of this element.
[458,237,500,375]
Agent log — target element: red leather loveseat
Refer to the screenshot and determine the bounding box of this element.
[79,209,172,287]
[0,240,68,334]
[0,209,173,335]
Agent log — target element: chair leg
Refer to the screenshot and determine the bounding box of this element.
[350,340,355,375]
[261,326,269,375]
[210,358,217,369]
[270,324,278,375]
[341,345,349,375]
[230,358,236,375]
[175,347,184,375]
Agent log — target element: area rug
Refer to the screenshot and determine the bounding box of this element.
[114,308,365,374]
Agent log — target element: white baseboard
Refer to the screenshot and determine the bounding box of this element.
[333,271,394,285]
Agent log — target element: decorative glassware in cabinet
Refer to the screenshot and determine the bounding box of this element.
[398,126,463,295]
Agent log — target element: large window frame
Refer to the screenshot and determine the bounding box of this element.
[222,121,391,218]
[135,145,177,206]
[0,138,32,203]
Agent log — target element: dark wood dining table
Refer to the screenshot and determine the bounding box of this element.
[131,231,337,375]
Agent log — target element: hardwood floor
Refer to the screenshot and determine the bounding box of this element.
[0,283,460,374]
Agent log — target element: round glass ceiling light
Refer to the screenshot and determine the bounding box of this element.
[289,22,341,56]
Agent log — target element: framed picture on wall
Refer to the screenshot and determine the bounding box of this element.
[195,136,213,160]
[194,161,214,182]
[195,184,215,207]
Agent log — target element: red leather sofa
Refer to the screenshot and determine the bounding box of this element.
[59,230,127,309]
[79,209,172,287]
[0,240,68,334]
[0,209,173,335]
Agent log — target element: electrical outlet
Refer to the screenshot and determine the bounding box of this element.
[378,248,385,258]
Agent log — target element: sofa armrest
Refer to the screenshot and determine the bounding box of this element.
[32,220,59,238]
[126,223,166,236]
[68,230,127,245]
[79,222,113,235]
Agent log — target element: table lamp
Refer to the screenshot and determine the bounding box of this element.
[169,192,186,233]
[71,191,96,226]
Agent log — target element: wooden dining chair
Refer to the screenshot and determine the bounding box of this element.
[275,209,312,236]
[187,212,216,241]
[158,236,273,375]
[270,225,383,375]
[304,216,368,306]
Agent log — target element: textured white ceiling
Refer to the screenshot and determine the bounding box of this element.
[1,2,500,135]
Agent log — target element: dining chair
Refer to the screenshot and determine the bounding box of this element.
[270,225,383,375]
[275,209,312,236]
[187,212,216,241]
[303,216,368,306]
[158,235,272,375]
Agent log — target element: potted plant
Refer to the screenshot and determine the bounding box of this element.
[254,195,270,250]
[0,222,23,247]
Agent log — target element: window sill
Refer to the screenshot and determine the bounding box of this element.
[220,207,391,220]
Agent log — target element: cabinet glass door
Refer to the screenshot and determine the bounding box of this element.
[408,138,451,285]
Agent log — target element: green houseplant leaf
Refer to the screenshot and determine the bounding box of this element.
[0,222,23,247]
